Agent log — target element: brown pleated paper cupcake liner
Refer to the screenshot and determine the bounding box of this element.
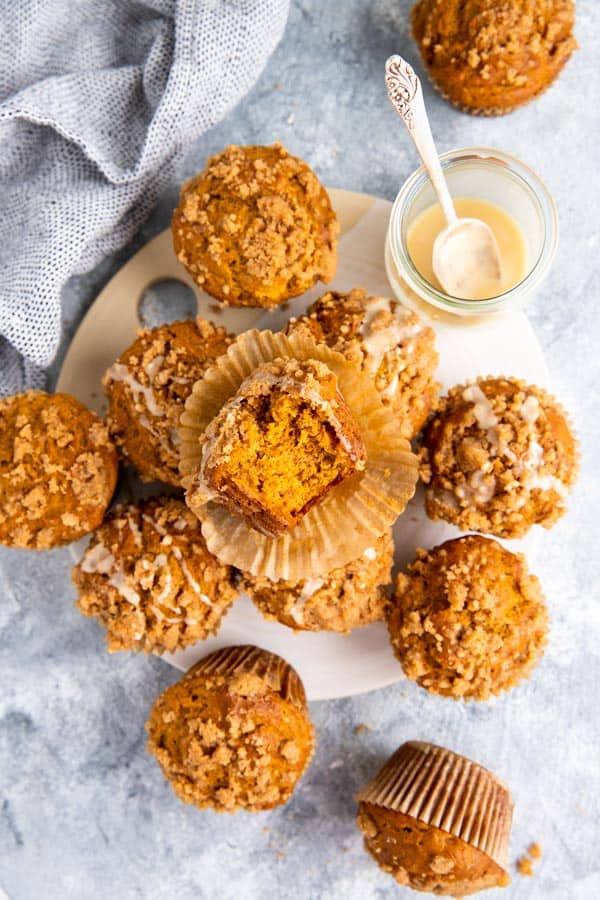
[356,741,513,871]
[184,644,307,711]
[178,329,418,581]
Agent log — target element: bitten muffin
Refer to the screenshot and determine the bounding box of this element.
[104,317,233,485]
[412,0,577,115]
[185,358,367,536]
[0,391,118,550]
[387,535,548,700]
[73,496,238,654]
[172,143,339,308]
[286,289,439,440]
[420,377,578,538]
[243,529,393,632]
[146,645,315,812]
[356,741,513,896]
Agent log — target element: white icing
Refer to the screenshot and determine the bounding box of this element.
[173,518,188,532]
[171,546,212,604]
[144,354,164,380]
[520,395,540,423]
[288,577,326,625]
[522,440,568,499]
[142,514,167,537]
[363,546,377,561]
[105,362,164,417]
[456,470,497,505]
[359,297,423,371]
[126,514,143,548]
[107,569,141,608]
[462,384,498,431]
[80,543,115,575]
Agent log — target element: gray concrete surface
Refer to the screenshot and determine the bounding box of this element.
[1,2,599,898]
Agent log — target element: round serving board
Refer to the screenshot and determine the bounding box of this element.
[58,189,550,701]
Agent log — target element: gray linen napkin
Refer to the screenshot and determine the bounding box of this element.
[0,0,289,395]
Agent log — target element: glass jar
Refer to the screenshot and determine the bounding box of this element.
[385,147,558,319]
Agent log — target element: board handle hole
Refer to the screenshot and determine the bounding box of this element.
[137,279,197,328]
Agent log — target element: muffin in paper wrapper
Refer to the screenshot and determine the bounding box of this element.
[356,741,513,872]
[179,329,418,581]
[184,644,307,711]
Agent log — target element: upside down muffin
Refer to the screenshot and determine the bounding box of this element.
[104,317,233,485]
[0,391,117,550]
[146,645,315,812]
[411,0,577,116]
[286,289,439,440]
[73,496,238,654]
[172,143,339,308]
[356,741,513,896]
[387,535,548,700]
[185,358,367,536]
[421,377,578,538]
[243,529,393,632]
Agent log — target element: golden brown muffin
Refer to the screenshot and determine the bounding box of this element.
[387,535,547,700]
[73,496,237,654]
[420,377,578,538]
[172,143,339,308]
[0,391,118,550]
[286,289,439,440]
[243,529,393,632]
[185,357,367,536]
[104,317,233,485]
[412,0,577,115]
[356,741,513,896]
[146,645,315,812]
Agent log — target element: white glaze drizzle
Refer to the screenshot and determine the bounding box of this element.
[105,362,164,417]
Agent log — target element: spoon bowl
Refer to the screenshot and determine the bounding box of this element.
[433,217,502,299]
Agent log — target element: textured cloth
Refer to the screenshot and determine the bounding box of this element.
[0,0,289,395]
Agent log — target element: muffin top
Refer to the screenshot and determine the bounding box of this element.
[104,317,233,486]
[412,0,577,115]
[421,376,578,538]
[0,391,118,550]
[172,143,339,308]
[186,357,367,536]
[388,535,548,700]
[73,496,238,654]
[286,289,439,440]
[146,645,315,812]
[243,529,393,632]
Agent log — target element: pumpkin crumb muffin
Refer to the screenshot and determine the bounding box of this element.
[243,529,393,632]
[0,391,118,550]
[356,741,513,896]
[286,289,439,440]
[73,496,237,654]
[185,357,367,536]
[146,645,315,812]
[421,376,578,538]
[172,143,339,308]
[412,0,577,116]
[387,535,548,700]
[104,317,233,486]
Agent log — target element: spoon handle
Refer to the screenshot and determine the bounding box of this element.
[385,55,457,226]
